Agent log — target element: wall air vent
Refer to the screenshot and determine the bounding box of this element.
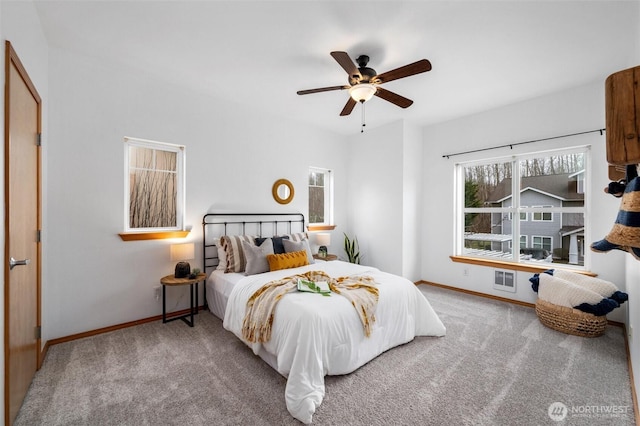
[493,270,516,293]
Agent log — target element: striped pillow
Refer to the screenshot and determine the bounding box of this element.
[213,238,227,271]
[220,235,256,273]
[281,232,308,242]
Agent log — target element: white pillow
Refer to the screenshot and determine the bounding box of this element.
[282,238,315,265]
[242,239,274,275]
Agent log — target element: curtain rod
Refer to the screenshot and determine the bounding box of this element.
[442,128,605,159]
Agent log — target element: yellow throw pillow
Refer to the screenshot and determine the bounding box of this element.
[267,250,309,271]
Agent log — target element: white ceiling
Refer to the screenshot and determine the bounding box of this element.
[34,1,639,136]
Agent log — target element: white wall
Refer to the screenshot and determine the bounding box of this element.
[401,122,423,281]
[625,4,640,409]
[44,46,348,341]
[344,120,422,281]
[346,120,404,275]
[1,0,50,422]
[626,259,640,409]
[421,81,629,322]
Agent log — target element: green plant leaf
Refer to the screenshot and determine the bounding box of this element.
[343,232,360,264]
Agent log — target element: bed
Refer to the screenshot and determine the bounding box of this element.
[202,213,446,424]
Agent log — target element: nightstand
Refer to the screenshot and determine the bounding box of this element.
[160,273,206,327]
[313,254,338,261]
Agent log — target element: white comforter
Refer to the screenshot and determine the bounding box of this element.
[223,261,446,424]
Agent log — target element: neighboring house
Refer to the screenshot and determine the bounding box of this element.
[485,172,585,265]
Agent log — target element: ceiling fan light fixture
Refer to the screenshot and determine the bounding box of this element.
[349,84,376,102]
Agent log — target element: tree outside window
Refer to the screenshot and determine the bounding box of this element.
[457,147,588,268]
[309,167,332,225]
[125,137,185,232]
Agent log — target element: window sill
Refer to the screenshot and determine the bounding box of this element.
[119,230,190,241]
[449,255,596,276]
[307,225,336,231]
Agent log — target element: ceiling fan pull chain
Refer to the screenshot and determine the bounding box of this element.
[361,101,366,133]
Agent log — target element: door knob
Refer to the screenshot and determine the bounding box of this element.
[9,257,30,270]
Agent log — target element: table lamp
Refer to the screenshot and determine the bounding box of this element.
[171,243,195,278]
[316,233,331,258]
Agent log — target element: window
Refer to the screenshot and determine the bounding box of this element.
[124,137,185,233]
[532,236,552,252]
[508,207,527,221]
[308,167,333,225]
[508,236,527,250]
[456,147,588,268]
[532,206,553,221]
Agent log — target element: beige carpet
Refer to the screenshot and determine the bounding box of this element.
[15,284,635,425]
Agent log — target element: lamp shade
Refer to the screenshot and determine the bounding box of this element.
[349,84,376,102]
[316,233,331,247]
[170,243,195,261]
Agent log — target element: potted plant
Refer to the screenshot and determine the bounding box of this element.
[343,233,360,264]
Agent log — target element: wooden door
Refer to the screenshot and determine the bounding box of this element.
[4,41,42,425]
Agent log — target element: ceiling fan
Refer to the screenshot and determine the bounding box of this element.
[297,51,432,116]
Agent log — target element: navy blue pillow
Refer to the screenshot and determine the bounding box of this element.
[255,236,289,254]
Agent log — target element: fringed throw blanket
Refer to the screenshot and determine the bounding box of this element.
[242,270,379,343]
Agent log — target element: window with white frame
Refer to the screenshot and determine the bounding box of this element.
[508,207,527,221]
[456,147,588,268]
[308,167,333,225]
[532,235,553,252]
[124,137,185,232]
[532,206,553,221]
[508,236,527,249]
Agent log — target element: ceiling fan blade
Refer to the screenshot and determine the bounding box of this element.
[374,59,432,84]
[374,87,414,108]
[340,97,357,116]
[330,51,362,80]
[297,85,349,95]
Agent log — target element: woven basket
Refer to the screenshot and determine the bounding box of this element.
[535,299,607,338]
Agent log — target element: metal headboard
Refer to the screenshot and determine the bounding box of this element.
[202,212,306,274]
